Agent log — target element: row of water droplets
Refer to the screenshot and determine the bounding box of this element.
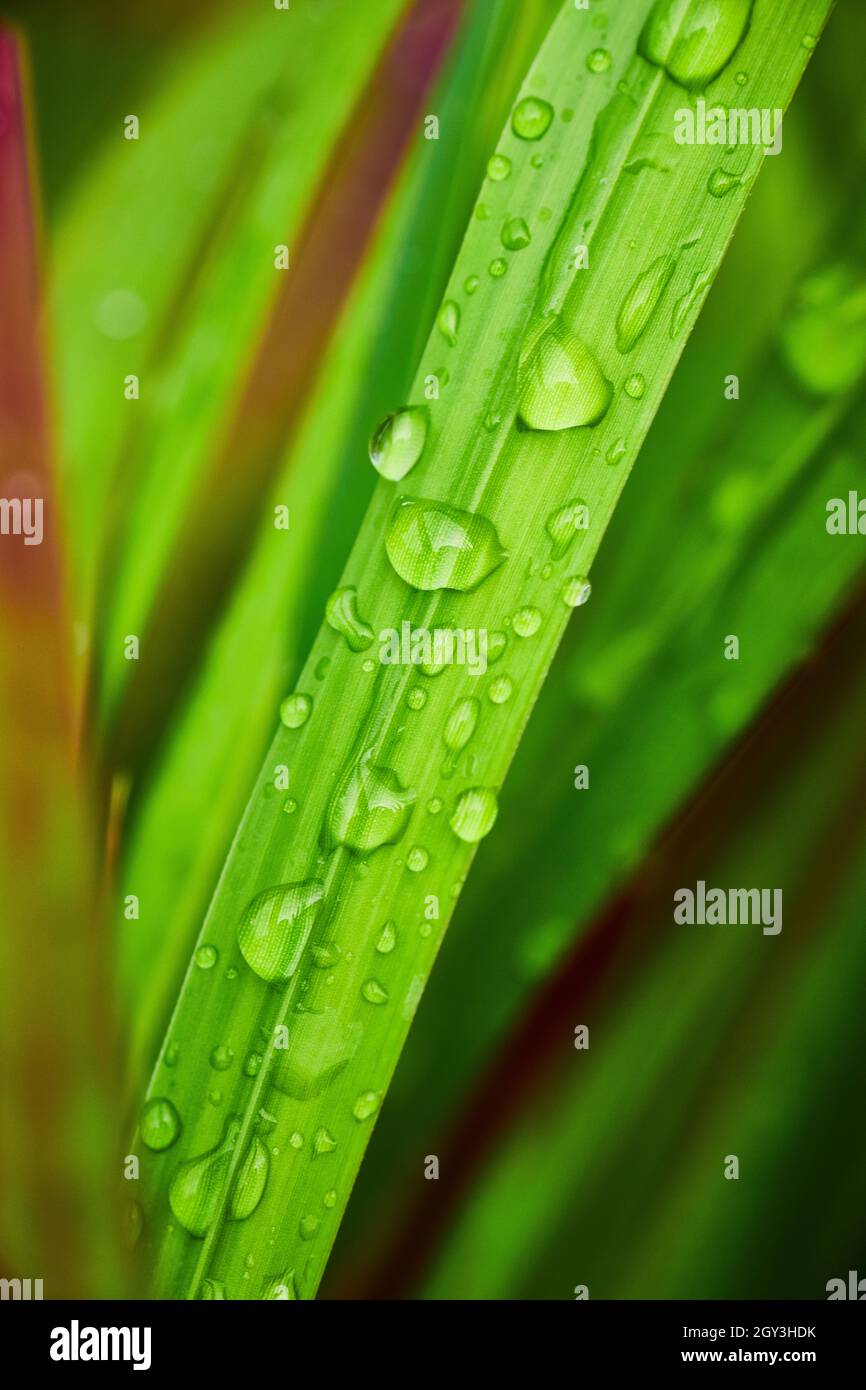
[137,0,769,1295]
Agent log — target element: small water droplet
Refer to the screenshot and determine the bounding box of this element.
[437,300,460,346]
[289,1131,304,1150]
[488,675,513,704]
[563,574,592,607]
[735,70,748,85]
[443,696,480,754]
[362,979,389,1005]
[517,315,612,430]
[210,1044,234,1072]
[262,1270,297,1300]
[283,796,298,815]
[195,943,218,970]
[238,881,324,982]
[311,941,341,968]
[501,217,531,251]
[325,586,374,651]
[406,686,427,711]
[299,1215,320,1241]
[353,1090,382,1121]
[406,846,429,872]
[323,1189,337,1209]
[512,607,542,637]
[707,167,743,197]
[488,631,507,662]
[450,787,499,843]
[586,47,612,73]
[616,255,676,352]
[607,439,628,465]
[512,96,554,141]
[464,274,480,295]
[546,499,589,558]
[670,269,713,338]
[483,410,502,432]
[244,1052,262,1077]
[164,1042,180,1067]
[376,920,397,953]
[489,257,508,278]
[201,1278,226,1300]
[313,1126,337,1157]
[385,496,506,592]
[624,373,646,399]
[801,32,817,50]
[639,0,753,89]
[280,692,312,729]
[426,796,443,815]
[140,1097,181,1151]
[369,406,429,482]
[315,655,331,680]
[487,153,512,181]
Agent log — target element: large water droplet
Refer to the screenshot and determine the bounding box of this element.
[238,881,324,983]
[517,315,612,430]
[487,153,512,181]
[640,0,753,90]
[327,749,415,854]
[369,406,429,482]
[140,1097,182,1152]
[616,255,676,352]
[280,692,312,729]
[501,217,531,251]
[563,574,592,607]
[313,1127,337,1157]
[450,787,498,843]
[362,979,389,1005]
[779,263,866,396]
[325,586,374,651]
[512,96,554,141]
[385,496,506,592]
[272,1007,363,1099]
[546,499,589,558]
[169,1119,269,1238]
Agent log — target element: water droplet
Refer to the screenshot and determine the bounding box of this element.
[406,846,429,872]
[362,657,375,673]
[272,1007,363,1099]
[487,153,512,181]
[376,920,397,953]
[670,269,713,338]
[437,300,460,346]
[563,574,592,607]
[385,496,506,592]
[639,0,753,89]
[323,1189,337,1208]
[238,880,324,983]
[195,944,218,970]
[707,167,743,197]
[201,1278,226,1299]
[512,607,542,637]
[280,692,312,729]
[464,274,480,295]
[140,1097,182,1152]
[299,1215,320,1241]
[313,1126,337,1157]
[262,1270,297,1300]
[362,978,389,1005]
[606,439,628,465]
[801,32,817,50]
[169,1118,269,1237]
[616,255,676,352]
[586,47,612,73]
[501,217,531,252]
[406,686,427,711]
[315,655,331,680]
[311,941,341,968]
[512,96,554,141]
[369,406,429,482]
[208,1089,222,1106]
[546,499,589,558]
[283,796,298,815]
[483,410,502,433]
[289,1131,304,1150]
[450,787,498,843]
[123,1199,144,1249]
[779,262,866,396]
[489,257,507,278]
[210,1044,234,1072]
[164,1042,180,1067]
[353,1090,382,1121]
[735,70,748,85]
[488,631,507,662]
[624,373,646,399]
[327,749,415,854]
[517,315,612,430]
[325,586,374,651]
[244,1052,262,1077]
[428,797,443,816]
[441,698,478,756]
[421,659,447,677]
[488,675,513,704]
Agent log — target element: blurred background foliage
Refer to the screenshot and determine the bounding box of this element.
[2,0,865,1297]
